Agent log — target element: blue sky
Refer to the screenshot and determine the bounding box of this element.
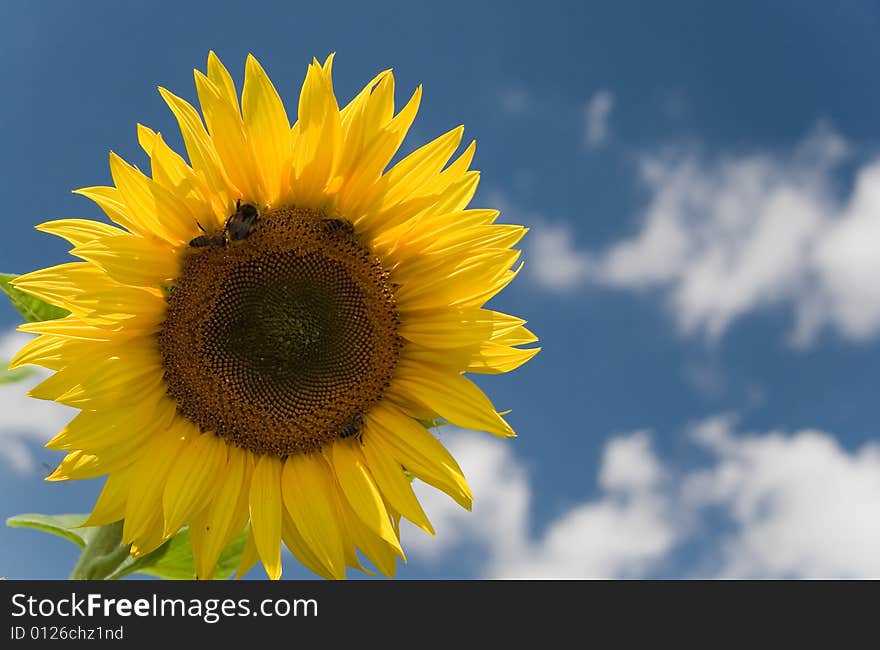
[2,1,880,579]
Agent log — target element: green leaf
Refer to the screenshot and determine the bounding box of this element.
[212,529,250,579]
[8,513,248,580]
[9,516,130,579]
[70,521,132,579]
[110,527,248,581]
[0,363,36,384]
[0,273,70,323]
[109,534,194,581]
[6,513,89,548]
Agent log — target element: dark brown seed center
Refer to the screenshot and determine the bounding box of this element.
[158,206,401,457]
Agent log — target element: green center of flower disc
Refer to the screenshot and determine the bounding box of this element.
[158,206,401,457]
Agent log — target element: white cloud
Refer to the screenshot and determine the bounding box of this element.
[0,330,72,473]
[685,416,880,579]
[598,431,665,491]
[0,330,32,361]
[584,90,614,149]
[530,123,880,346]
[404,429,681,579]
[528,222,594,291]
[807,163,880,342]
[404,419,880,579]
[499,432,677,579]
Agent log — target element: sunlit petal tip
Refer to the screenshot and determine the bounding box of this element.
[249,456,284,580]
[192,68,212,91]
[235,529,260,580]
[107,150,125,169]
[44,468,65,482]
[205,53,239,110]
[136,123,157,150]
[244,53,263,74]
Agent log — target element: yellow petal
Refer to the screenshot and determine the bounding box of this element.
[236,526,260,579]
[33,347,163,410]
[190,446,252,579]
[242,54,291,203]
[360,139,479,237]
[403,139,477,206]
[335,85,421,219]
[73,186,139,235]
[361,439,434,535]
[281,510,340,580]
[45,392,169,451]
[467,342,541,374]
[10,263,128,320]
[419,225,527,260]
[330,440,403,554]
[338,69,392,159]
[374,208,498,260]
[162,433,227,536]
[399,307,513,349]
[136,123,159,155]
[358,73,397,147]
[337,496,400,577]
[8,334,93,370]
[194,70,264,202]
[158,87,234,206]
[365,403,472,509]
[249,454,283,580]
[36,219,126,248]
[492,322,539,345]
[137,125,216,220]
[289,61,341,208]
[72,234,180,288]
[122,420,191,544]
[129,523,169,558]
[394,249,521,311]
[82,465,133,527]
[280,452,346,579]
[43,401,173,482]
[10,273,99,314]
[392,360,514,437]
[419,171,481,219]
[108,152,194,244]
[379,125,464,209]
[206,51,240,115]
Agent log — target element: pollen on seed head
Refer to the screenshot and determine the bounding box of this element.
[157,206,401,457]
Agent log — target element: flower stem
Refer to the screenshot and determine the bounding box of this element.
[69,521,132,580]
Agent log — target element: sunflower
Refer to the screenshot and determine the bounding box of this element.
[9,53,538,579]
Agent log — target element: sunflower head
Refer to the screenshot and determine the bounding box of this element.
[10,52,539,579]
